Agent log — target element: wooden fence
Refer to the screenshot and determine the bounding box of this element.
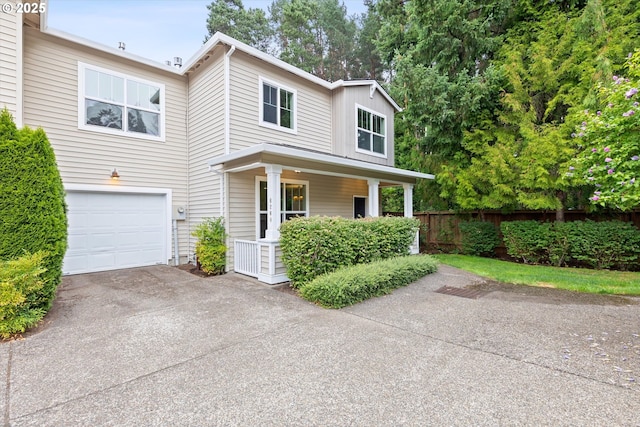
[391,210,640,255]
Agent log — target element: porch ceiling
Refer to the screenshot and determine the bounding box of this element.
[207,143,435,185]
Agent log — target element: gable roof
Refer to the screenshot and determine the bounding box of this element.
[186,32,402,111]
[38,11,401,111]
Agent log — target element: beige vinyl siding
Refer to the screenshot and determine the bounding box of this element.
[260,245,269,274]
[0,5,21,122]
[274,246,286,275]
[228,52,332,153]
[331,87,346,159]
[187,47,225,257]
[305,173,369,218]
[226,170,257,271]
[333,85,395,167]
[22,28,190,263]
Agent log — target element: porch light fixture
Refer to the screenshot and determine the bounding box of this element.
[110,168,120,180]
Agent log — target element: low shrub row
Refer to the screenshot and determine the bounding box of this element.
[458,221,500,256]
[501,220,640,269]
[0,252,48,338]
[280,216,419,288]
[299,255,439,308]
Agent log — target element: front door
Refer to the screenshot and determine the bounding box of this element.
[354,196,367,218]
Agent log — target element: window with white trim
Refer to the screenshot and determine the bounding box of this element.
[257,179,308,239]
[259,77,296,132]
[78,63,165,141]
[356,106,386,156]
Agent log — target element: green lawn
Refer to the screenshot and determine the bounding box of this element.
[434,254,640,296]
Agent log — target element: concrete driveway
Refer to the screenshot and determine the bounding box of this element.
[1,264,639,426]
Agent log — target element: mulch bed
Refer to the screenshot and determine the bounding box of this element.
[176,263,220,278]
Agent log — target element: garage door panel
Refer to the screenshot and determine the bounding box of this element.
[63,191,168,275]
[115,249,164,266]
[88,233,118,251]
[90,253,118,270]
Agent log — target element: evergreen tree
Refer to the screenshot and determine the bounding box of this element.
[0,109,67,311]
[205,0,273,52]
[440,0,639,219]
[376,0,511,209]
[352,0,384,80]
[271,0,358,81]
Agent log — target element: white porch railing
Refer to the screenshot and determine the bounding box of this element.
[234,239,289,284]
[234,239,259,278]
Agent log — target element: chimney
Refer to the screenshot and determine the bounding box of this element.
[173,57,182,68]
[118,42,125,51]
[165,60,172,66]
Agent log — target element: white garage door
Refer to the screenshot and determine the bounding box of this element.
[63,191,168,275]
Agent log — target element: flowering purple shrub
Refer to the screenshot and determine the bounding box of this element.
[574,51,640,210]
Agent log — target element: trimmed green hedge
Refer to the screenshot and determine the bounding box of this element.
[458,221,500,256]
[279,216,419,288]
[501,220,640,270]
[0,109,67,311]
[0,252,48,338]
[569,221,640,270]
[299,255,439,308]
[500,220,549,264]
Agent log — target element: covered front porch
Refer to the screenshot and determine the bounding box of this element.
[208,143,434,284]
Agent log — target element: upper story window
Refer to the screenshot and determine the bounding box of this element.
[78,62,165,141]
[356,105,386,157]
[259,77,296,134]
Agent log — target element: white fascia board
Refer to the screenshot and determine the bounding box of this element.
[207,143,435,180]
[40,27,181,75]
[183,32,332,88]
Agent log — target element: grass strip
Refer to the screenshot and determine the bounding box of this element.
[434,254,640,295]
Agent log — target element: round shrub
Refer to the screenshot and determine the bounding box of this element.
[0,109,67,311]
[192,217,227,275]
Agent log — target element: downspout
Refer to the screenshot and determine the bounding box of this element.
[185,73,191,263]
[173,219,179,266]
[222,44,236,272]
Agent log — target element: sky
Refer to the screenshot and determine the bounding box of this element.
[47,0,368,65]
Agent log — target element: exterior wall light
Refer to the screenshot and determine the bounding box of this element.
[111,168,120,180]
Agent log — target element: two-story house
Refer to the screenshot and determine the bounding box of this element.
[0,1,433,284]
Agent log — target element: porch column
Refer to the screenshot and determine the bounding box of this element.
[403,183,414,218]
[265,164,282,241]
[368,179,380,217]
[403,183,419,254]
